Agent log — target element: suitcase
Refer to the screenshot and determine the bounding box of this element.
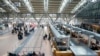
[8,53,17,56]
[11,29,14,34]
[18,35,23,40]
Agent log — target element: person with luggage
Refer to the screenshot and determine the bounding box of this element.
[33,51,38,56]
[11,29,15,34]
[24,26,29,36]
[18,31,23,40]
[41,53,45,56]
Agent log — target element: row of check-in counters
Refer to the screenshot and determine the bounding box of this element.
[49,22,100,56]
[62,24,100,50]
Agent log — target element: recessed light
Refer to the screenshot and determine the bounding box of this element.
[91,0,97,2]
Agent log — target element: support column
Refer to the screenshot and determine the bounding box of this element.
[38,14,44,25]
[54,13,60,22]
[88,35,94,47]
[48,14,53,23]
[65,14,68,24]
[12,13,16,23]
[62,14,66,21]
[68,28,73,48]
[78,31,81,38]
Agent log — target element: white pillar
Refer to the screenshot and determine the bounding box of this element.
[68,35,70,48]
[78,31,81,38]
[88,35,94,47]
[68,28,72,48]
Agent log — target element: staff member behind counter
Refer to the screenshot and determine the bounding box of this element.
[91,44,98,50]
[90,39,100,50]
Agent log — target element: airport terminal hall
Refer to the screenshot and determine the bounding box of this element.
[0,0,100,56]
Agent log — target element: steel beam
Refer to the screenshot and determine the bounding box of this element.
[38,14,44,25]
[54,13,61,22]
[31,14,38,23]
[0,12,71,15]
[48,14,53,22]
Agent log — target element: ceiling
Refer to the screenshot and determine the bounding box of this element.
[76,1,100,19]
[0,0,81,14]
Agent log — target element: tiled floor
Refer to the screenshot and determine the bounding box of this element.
[41,40,53,56]
[0,26,53,56]
[40,26,53,56]
[0,33,26,56]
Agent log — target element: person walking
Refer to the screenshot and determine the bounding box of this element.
[41,53,45,56]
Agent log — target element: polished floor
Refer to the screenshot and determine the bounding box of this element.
[0,26,52,56]
[0,32,25,56]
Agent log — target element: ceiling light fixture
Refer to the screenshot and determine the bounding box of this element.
[44,0,49,12]
[58,0,72,13]
[91,0,97,2]
[71,0,87,13]
[22,0,34,13]
[3,0,20,12]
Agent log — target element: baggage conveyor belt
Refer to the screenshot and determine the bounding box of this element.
[70,38,86,46]
[70,38,98,56]
[70,46,97,56]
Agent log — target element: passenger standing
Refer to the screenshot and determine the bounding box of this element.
[11,29,15,34]
[33,51,37,56]
[48,33,51,41]
[43,34,47,40]
[15,27,18,33]
[24,26,29,36]
[38,52,42,56]
[41,53,45,56]
[19,27,22,31]
[96,40,99,44]
[41,25,44,28]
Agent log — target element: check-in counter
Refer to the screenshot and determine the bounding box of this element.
[62,24,100,56]
[70,38,86,46]
[49,23,100,56]
[49,22,72,56]
[81,23,100,33]
[63,24,100,45]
